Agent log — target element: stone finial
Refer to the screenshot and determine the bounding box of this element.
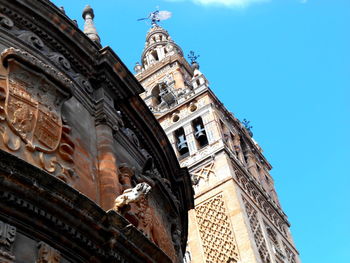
[82,5,101,46]
[134,62,142,73]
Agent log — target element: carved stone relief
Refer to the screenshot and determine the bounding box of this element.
[110,161,180,259]
[0,11,94,95]
[0,220,16,262]
[242,197,271,263]
[120,127,151,160]
[195,194,240,263]
[111,163,156,241]
[283,243,296,263]
[110,182,151,212]
[0,49,76,184]
[235,171,288,237]
[191,161,215,192]
[36,241,61,263]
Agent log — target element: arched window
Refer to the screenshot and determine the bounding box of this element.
[192,117,208,148]
[151,85,161,106]
[151,50,159,61]
[174,127,189,158]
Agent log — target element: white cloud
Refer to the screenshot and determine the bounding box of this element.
[192,0,271,8]
[163,0,271,8]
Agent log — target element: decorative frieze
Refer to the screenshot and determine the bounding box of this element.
[195,194,240,263]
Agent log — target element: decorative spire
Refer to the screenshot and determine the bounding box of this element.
[188,51,201,77]
[82,5,101,46]
[134,62,142,73]
[141,26,183,69]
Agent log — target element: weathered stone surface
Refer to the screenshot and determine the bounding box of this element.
[0,1,194,262]
[136,24,300,263]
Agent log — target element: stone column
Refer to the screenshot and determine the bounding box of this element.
[184,123,196,155]
[96,124,122,210]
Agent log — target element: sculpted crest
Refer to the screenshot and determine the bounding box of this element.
[5,60,63,152]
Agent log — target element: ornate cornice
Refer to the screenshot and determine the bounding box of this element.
[0,149,172,262]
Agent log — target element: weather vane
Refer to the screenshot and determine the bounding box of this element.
[242,119,253,137]
[188,51,200,64]
[137,9,172,26]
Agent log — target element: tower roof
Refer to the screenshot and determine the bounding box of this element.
[140,25,183,69]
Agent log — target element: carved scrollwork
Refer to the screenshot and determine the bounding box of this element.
[0,13,13,29]
[1,48,75,92]
[73,73,93,93]
[39,152,57,173]
[0,48,77,183]
[0,126,20,152]
[58,124,75,163]
[15,30,45,50]
[121,127,140,147]
[48,52,71,71]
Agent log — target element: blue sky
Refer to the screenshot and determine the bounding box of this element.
[52,0,350,262]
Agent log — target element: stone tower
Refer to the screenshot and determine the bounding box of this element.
[0,1,193,262]
[136,25,300,263]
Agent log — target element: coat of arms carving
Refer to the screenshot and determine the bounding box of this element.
[0,48,76,183]
[5,60,63,152]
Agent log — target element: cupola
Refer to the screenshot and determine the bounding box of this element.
[140,25,183,70]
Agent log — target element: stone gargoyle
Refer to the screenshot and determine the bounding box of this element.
[110,182,151,212]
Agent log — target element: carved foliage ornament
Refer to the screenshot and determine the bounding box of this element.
[0,48,76,183]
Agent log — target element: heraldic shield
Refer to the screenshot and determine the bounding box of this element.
[4,59,64,153]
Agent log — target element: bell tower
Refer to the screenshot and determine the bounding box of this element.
[136,25,300,263]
